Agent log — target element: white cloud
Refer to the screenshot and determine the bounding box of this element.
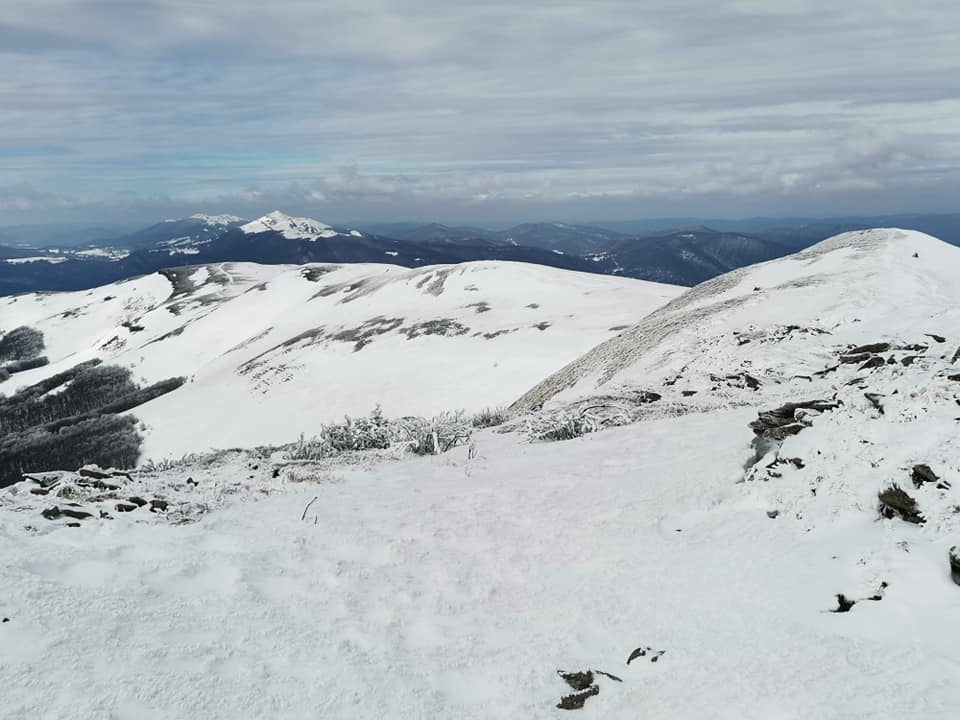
[0,1,959,222]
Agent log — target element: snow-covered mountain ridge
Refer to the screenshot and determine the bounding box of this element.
[516,228,959,409]
[240,210,360,240]
[0,260,678,457]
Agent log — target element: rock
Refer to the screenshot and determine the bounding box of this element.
[849,342,891,354]
[681,390,697,396]
[952,345,960,363]
[925,333,946,344]
[911,464,939,488]
[839,352,871,364]
[557,670,594,691]
[626,646,665,664]
[42,506,94,521]
[88,479,121,491]
[901,355,918,366]
[557,685,599,710]
[115,502,137,513]
[833,594,856,613]
[859,356,886,370]
[868,581,889,601]
[864,392,885,414]
[947,374,960,382]
[2,617,9,623]
[879,485,925,524]
[750,400,839,444]
[127,496,148,507]
[78,466,112,480]
[766,423,806,440]
[149,499,169,512]
[767,510,780,519]
[949,547,960,587]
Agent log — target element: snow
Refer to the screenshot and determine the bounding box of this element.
[190,213,244,226]
[2,408,959,718]
[240,210,340,240]
[3,256,66,264]
[517,229,960,410]
[75,247,130,259]
[0,260,679,458]
[2,228,960,718]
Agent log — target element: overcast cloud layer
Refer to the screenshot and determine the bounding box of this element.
[1,0,959,224]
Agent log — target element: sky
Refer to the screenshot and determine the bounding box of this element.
[1,0,959,226]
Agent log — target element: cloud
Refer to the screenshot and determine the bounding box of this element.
[1,1,959,223]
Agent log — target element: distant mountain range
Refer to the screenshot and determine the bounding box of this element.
[2,211,959,296]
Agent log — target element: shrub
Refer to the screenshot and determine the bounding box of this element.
[0,326,45,362]
[283,407,472,460]
[1,356,49,375]
[471,406,511,428]
[525,404,635,442]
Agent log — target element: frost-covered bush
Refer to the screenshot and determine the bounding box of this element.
[470,406,511,428]
[525,403,636,442]
[284,407,472,460]
[141,452,205,473]
[0,326,45,362]
[395,412,472,455]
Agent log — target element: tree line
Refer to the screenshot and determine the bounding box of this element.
[0,326,186,486]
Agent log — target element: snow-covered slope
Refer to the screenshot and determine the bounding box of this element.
[515,228,960,410]
[3,229,960,718]
[240,210,358,240]
[0,260,679,457]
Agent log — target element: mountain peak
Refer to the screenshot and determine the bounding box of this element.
[189,214,244,226]
[240,211,340,240]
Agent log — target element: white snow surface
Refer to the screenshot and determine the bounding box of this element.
[2,407,959,718]
[240,210,341,240]
[3,256,67,264]
[0,260,678,458]
[516,228,960,410]
[190,213,244,226]
[2,228,960,718]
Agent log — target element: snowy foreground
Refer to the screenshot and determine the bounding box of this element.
[4,412,957,719]
[3,229,960,718]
